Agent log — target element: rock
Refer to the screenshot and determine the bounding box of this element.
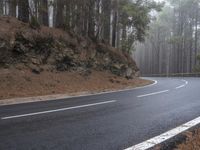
[13,43,27,54]
[31,58,41,65]
[110,64,123,76]
[125,67,133,79]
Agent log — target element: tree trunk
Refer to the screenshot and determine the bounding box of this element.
[194,6,198,66]
[0,0,3,15]
[102,0,111,43]
[112,9,117,47]
[9,0,16,17]
[18,0,29,23]
[39,0,49,26]
[55,0,64,28]
[65,0,71,31]
[88,0,95,38]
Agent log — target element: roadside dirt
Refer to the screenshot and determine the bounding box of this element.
[175,129,200,150]
[152,128,200,150]
[0,68,152,103]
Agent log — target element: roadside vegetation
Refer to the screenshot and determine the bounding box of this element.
[176,129,200,150]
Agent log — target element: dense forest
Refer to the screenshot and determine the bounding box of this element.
[0,0,162,53]
[135,0,200,75]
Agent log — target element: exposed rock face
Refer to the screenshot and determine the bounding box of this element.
[0,16,139,78]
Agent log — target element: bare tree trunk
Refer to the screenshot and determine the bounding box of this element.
[9,0,16,17]
[194,6,198,66]
[102,0,111,43]
[112,0,118,47]
[0,0,3,15]
[55,0,64,28]
[18,0,29,22]
[39,0,49,26]
[88,0,95,38]
[65,0,71,31]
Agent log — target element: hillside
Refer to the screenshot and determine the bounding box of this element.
[0,16,139,78]
[0,16,150,101]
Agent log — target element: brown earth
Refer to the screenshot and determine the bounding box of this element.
[0,68,151,101]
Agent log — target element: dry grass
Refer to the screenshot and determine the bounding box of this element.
[0,68,152,100]
[175,130,200,150]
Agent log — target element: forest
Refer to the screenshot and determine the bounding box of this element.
[135,0,200,75]
[0,0,162,53]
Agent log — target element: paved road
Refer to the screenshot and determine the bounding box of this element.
[0,77,200,150]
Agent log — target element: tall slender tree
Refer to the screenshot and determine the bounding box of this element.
[39,0,49,26]
[18,0,29,22]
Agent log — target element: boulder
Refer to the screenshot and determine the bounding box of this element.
[125,67,133,79]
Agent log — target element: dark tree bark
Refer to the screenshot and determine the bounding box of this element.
[102,0,111,43]
[18,0,29,22]
[39,0,49,26]
[9,0,17,17]
[55,0,64,28]
[88,0,95,38]
[0,0,3,15]
[65,0,71,31]
[111,0,119,47]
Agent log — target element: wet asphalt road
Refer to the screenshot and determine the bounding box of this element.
[0,77,200,150]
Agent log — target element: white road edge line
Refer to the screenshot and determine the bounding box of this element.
[175,79,188,89]
[137,90,169,98]
[1,100,116,120]
[124,116,200,150]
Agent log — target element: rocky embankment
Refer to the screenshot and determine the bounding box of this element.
[0,16,139,78]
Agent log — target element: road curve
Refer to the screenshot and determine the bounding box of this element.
[0,77,200,150]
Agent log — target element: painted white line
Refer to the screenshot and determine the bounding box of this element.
[137,90,169,98]
[175,85,185,89]
[175,79,188,89]
[1,100,116,120]
[124,116,200,150]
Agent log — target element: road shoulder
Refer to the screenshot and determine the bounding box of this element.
[0,74,154,106]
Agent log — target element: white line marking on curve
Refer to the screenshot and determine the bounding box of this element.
[137,90,169,98]
[124,116,200,150]
[175,79,188,89]
[1,100,116,120]
[175,85,185,89]
[182,79,188,85]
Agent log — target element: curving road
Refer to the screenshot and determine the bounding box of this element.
[0,77,200,150]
